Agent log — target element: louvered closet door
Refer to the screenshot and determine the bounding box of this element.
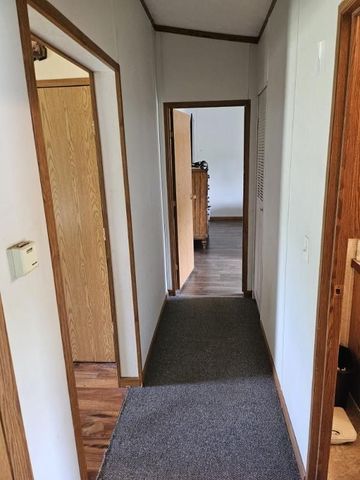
[254,88,267,307]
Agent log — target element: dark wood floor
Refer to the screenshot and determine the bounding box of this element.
[74,363,127,480]
[181,220,242,296]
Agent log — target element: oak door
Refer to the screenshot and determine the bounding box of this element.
[38,85,115,362]
[173,110,195,288]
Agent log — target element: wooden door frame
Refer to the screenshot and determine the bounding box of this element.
[0,295,34,479]
[307,1,360,479]
[36,60,121,370]
[164,100,251,296]
[16,1,143,478]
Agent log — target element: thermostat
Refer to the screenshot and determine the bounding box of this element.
[7,241,39,279]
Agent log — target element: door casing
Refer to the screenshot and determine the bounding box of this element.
[307,1,360,479]
[163,100,251,296]
[16,1,143,478]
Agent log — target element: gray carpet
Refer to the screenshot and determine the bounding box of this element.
[98,297,301,480]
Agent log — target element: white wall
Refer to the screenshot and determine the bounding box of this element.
[1,0,166,478]
[34,48,88,79]
[256,0,340,465]
[156,32,257,289]
[185,107,245,217]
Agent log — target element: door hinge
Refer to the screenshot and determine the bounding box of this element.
[175,264,179,271]
[103,227,106,242]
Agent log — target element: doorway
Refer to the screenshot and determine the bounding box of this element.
[17,1,143,478]
[33,40,126,479]
[164,100,251,297]
[308,2,360,479]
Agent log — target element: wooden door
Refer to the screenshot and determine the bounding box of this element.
[173,110,194,288]
[254,88,267,306]
[38,85,115,362]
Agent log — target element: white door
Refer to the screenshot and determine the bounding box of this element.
[254,88,267,306]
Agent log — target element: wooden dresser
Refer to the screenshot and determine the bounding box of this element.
[192,168,209,248]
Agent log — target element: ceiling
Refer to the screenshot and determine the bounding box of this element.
[144,0,273,38]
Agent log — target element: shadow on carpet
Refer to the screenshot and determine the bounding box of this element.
[98,297,300,480]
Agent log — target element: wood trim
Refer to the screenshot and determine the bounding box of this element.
[114,67,143,382]
[15,2,88,478]
[142,296,167,383]
[140,0,275,44]
[258,317,306,480]
[36,77,90,88]
[351,258,360,274]
[27,0,118,70]
[164,100,250,295]
[307,2,360,479]
[0,296,34,479]
[139,0,155,26]
[210,216,243,222]
[243,102,251,296]
[154,24,258,44]
[88,72,122,382]
[243,290,253,299]
[16,0,143,476]
[119,377,142,388]
[164,105,180,291]
[257,0,278,41]
[31,33,91,74]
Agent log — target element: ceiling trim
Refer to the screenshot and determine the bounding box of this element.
[154,24,258,44]
[139,0,278,44]
[258,0,277,41]
[139,0,155,26]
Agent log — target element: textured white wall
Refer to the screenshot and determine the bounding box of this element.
[256,0,340,463]
[156,32,257,290]
[185,107,245,217]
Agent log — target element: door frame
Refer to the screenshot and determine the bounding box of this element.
[0,295,34,479]
[164,100,251,296]
[16,1,142,478]
[307,1,360,478]
[36,56,120,366]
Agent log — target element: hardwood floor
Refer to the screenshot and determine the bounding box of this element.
[74,363,127,480]
[181,220,242,296]
[328,399,360,480]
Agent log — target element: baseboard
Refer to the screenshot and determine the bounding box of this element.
[119,377,142,387]
[258,320,306,480]
[142,295,167,382]
[210,216,243,222]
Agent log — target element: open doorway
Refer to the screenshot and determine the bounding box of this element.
[17,1,143,478]
[164,101,250,297]
[308,2,360,479]
[33,40,125,479]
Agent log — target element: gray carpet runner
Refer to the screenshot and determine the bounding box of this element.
[98,297,301,480]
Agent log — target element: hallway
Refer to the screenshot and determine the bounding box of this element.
[99,297,300,479]
[181,220,242,296]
